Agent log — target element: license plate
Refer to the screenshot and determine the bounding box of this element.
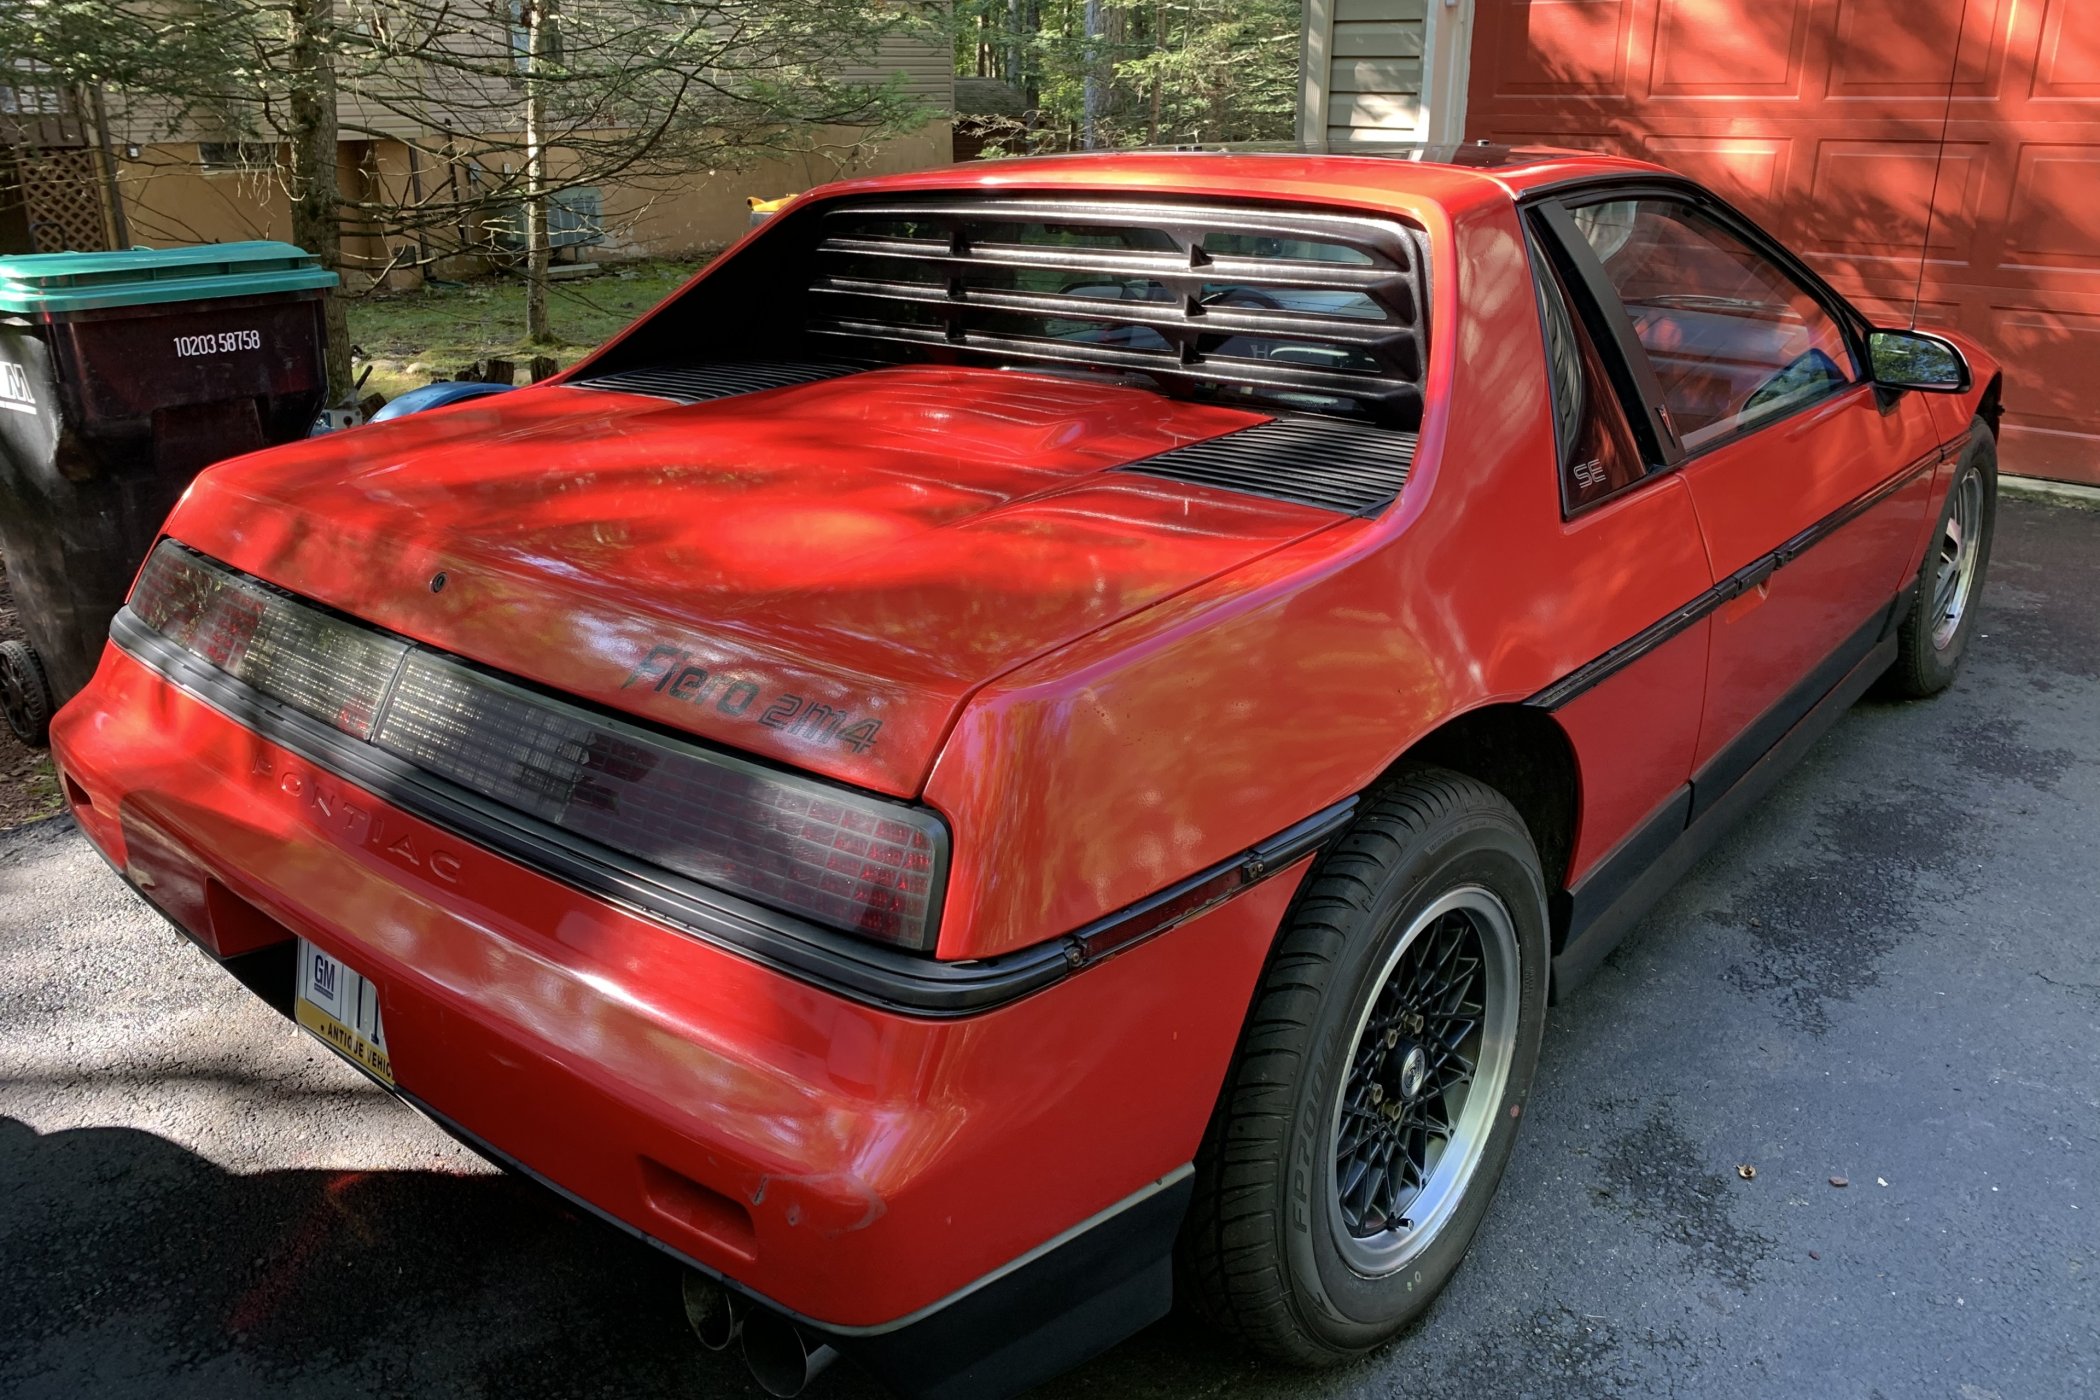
[294,940,394,1086]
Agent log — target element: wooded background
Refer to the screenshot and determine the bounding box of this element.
[953,0,1301,151]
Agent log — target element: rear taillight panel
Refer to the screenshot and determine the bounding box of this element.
[373,652,944,949]
[124,540,948,952]
[128,541,407,738]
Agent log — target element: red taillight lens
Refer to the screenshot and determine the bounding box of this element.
[372,652,946,949]
[128,542,407,739]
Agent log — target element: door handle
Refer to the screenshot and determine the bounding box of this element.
[1719,577,1771,622]
[1717,555,1777,622]
[1727,556,1778,595]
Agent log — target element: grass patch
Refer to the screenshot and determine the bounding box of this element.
[0,751,65,831]
[346,259,707,402]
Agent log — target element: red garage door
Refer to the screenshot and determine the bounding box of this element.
[1467,0,2100,486]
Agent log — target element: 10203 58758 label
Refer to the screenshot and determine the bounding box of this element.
[173,329,262,358]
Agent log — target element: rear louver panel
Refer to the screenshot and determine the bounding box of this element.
[571,358,861,405]
[1119,417,1417,516]
[806,197,1427,426]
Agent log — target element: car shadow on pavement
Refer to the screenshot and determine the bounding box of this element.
[0,1115,1311,1400]
[0,1115,734,1398]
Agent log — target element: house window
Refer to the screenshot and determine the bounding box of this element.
[198,142,277,174]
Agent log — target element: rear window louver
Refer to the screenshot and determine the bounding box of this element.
[1119,417,1417,515]
[570,358,863,405]
[805,198,1427,426]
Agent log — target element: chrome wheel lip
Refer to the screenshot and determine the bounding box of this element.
[1326,885,1520,1277]
[1931,467,1985,651]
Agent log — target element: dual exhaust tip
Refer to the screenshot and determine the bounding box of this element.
[683,1271,837,1398]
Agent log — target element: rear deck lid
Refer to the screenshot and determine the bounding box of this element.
[168,365,1375,795]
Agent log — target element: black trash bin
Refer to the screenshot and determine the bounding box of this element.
[0,241,337,745]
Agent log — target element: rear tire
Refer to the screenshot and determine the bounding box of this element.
[1180,768,1549,1365]
[0,641,52,748]
[1884,418,1996,699]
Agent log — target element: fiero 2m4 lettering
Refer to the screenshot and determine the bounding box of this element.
[624,643,883,753]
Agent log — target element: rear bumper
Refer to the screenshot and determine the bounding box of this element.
[51,641,1307,1387]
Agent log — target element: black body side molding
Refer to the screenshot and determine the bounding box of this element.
[1528,446,1940,710]
[1549,598,1900,997]
[1527,426,1962,996]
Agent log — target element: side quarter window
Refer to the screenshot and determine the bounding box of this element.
[1564,196,1859,453]
[1530,235,1646,514]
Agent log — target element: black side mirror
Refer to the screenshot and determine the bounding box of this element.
[1868,329,1972,393]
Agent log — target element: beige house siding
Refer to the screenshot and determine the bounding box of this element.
[843,30,957,108]
[113,119,953,288]
[1301,0,1429,144]
[104,24,953,146]
[94,19,953,284]
[603,118,954,258]
[108,145,310,247]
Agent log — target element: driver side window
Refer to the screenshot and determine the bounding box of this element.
[1570,197,1857,452]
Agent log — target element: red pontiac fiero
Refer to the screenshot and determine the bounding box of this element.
[50,147,2000,1397]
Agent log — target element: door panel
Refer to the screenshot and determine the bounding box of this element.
[1468,0,2100,486]
[1680,386,1939,772]
[1525,227,1710,886]
[1555,595,1708,884]
[1542,189,1943,780]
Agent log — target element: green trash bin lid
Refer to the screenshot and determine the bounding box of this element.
[0,241,339,315]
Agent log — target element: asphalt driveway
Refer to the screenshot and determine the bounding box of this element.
[2,497,2095,1400]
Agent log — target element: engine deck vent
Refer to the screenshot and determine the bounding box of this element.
[570,358,863,405]
[1118,416,1417,515]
